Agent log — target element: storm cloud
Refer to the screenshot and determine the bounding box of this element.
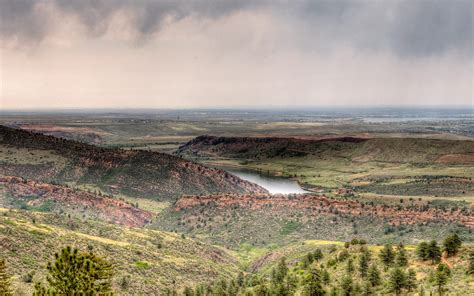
[1,0,472,57]
[0,0,472,108]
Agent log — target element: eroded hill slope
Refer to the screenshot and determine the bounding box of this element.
[0,126,267,201]
[155,193,473,248]
[0,176,153,227]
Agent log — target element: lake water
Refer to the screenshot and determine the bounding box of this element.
[218,166,309,194]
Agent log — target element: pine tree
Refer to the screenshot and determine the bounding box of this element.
[417,241,429,261]
[313,249,324,261]
[321,269,330,285]
[427,241,442,264]
[32,282,48,296]
[303,268,325,296]
[367,264,381,287]
[358,250,370,278]
[442,234,462,257]
[237,272,245,287]
[361,281,372,296]
[419,285,426,296]
[389,267,406,296]
[34,246,114,295]
[254,282,269,296]
[378,244,395,269]
[434,264,451,295]
[228,279,239,296]
[467,249,474,275]
[0,258,12,296]
[405,268,417,292]
[340,274,353,296]
[274,258,288,283]
[395,244,408,267]
[183,286,193,296]
[346,258,354,273]
[304,252,315,267]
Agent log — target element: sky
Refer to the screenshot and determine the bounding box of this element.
[0,0,472,109]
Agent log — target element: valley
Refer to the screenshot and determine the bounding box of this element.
[1,109,473,295]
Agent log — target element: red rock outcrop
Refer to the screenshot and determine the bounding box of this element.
[0,176,153,227]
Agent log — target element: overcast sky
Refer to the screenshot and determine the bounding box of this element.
[1,0,472,109]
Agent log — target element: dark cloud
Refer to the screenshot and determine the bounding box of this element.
[390,0,473,56]
[1,0,472,57]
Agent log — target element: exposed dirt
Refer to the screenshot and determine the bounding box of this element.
[174,193,474,227]
[0,175,153,227]
[436,153,474,164]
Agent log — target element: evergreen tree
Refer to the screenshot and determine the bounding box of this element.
[427,241,442,264]
[417,241,429,261]
[237,272,245,287]
[213,278,227,295]
[378,244,395,269]
[396,244,408,267]
[419,285,426,296]
[321,269,330,285]
[358,250,370,278]
[405,268,417,292]
[228,279,239,296]
[254,282,269,296]
[361,281,372,296]
[442,234,462,257]
[313,249,324,261]
[346,258,354,273]
[367,264,381,287]
[389,267,406,296]
[467,249,474,275]
[32,282,48,296]
[0,258,12,296]
[274,258,288,283]
[304,252,315,267]
[302,268,325,296]
[34,246,113,295]
[183,286,193,296]
[340,274,353,296]
[434,264,451,295]
[285,273,298,294]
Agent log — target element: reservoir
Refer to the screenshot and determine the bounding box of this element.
[218,166,309,194]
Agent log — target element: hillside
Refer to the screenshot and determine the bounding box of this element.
[179,136,474,164]
[190,240,473,295]
[0,126,267,201]
[154,193,473,248]
[0,175,152,227]
[0,209,240,295]
[178,135,474,196]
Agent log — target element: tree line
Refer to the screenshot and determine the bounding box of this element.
[0,234,472,295]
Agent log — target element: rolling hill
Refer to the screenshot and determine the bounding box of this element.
[178,135,474,196]
[154,193,473,248]
[0,209,240,295]
[0,175,153,227]
[0,126,267,201]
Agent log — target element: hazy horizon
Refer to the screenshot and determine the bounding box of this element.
[1,0,473,109]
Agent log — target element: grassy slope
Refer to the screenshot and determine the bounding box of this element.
[247,240,473,295]
[178,136,474,197]
[0,208,240,295]
[0,126,266,202]
[154,197,473,249]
